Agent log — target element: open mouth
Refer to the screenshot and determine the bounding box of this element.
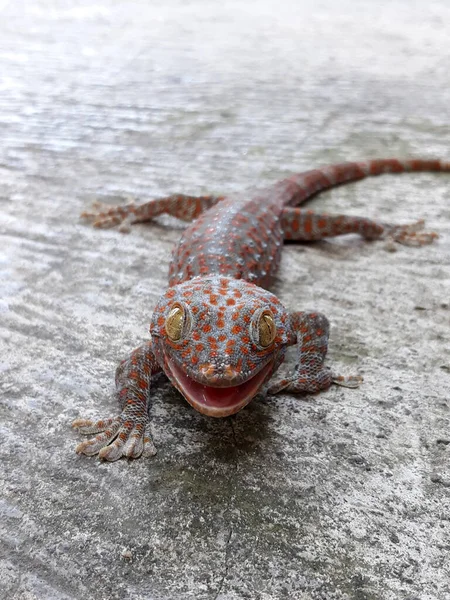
[168,359,273,417]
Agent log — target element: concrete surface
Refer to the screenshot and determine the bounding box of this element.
[1,1,449,599]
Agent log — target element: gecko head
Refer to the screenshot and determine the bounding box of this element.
[150,275,291,417]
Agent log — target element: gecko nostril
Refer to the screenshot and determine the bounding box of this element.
[224,365,239,380]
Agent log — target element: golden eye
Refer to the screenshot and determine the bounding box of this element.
[258,311,276,348]
[165,303,185,341]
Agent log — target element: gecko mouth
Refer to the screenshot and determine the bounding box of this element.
[168,359,273,417]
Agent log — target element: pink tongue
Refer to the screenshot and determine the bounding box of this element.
[183,378,248,407]
[170,360,272,408]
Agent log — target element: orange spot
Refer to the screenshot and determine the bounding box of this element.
[226,298,236,306]
[218,334,227,342]
[304,215,313,235]
[231,325,242,335]
[202,324,212,333]
[207,337,218,349]
[166,289,176,298]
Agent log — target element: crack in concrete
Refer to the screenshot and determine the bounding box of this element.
[213,527,233,600]
[213,417,238,600]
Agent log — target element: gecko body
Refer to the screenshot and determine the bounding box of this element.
[73,158,449,461]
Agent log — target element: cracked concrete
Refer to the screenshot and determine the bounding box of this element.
[1,0,450,599]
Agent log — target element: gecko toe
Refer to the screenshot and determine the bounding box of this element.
[98,439,126,462]
[142,424,157,457]
[72,417,118,435]
[122,426,146,459]
[332,374,364,388]
[74,418,122,456]
[121,423,157,458]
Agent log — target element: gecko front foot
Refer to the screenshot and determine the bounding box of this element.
[81,200,137,231]
[331,373,364,388]
[72,414,156,461]
[267,367,334,395]
[267,370,363,395]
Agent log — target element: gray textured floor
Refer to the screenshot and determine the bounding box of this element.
[1,1,450,599]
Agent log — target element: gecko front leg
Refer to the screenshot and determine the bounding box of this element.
[267,311,362,395]
[72,342,160,461]
[81,194,224,231]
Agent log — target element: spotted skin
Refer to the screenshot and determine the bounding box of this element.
[74,158,449,460]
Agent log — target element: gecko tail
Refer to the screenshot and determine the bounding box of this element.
[277,158,450,207]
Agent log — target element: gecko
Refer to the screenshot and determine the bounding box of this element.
[73,158,449,461]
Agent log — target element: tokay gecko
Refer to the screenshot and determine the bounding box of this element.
[73,158,449,461]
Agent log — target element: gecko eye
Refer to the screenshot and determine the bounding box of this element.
[256,310,277,348]
[165,303,190,341]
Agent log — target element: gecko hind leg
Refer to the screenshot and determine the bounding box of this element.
[281,208,438,246]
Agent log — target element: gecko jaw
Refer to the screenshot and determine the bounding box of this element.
[168,358,273,417]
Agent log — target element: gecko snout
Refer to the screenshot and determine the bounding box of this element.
[199,363,241,386]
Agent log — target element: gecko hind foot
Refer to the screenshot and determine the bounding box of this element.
[385,219,438,247]
[72,416,156,461]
